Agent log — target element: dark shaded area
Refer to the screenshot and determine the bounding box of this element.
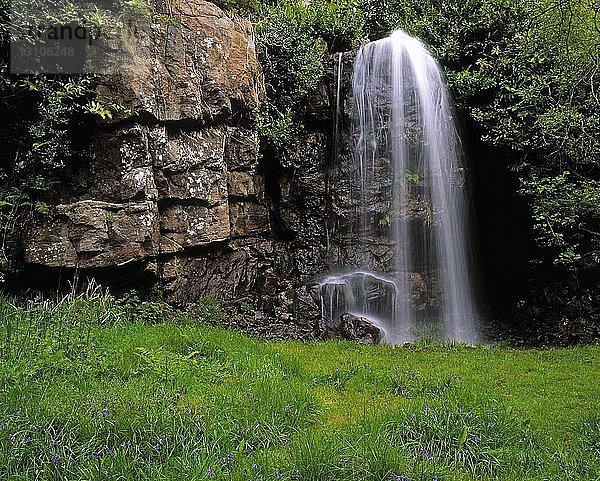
[4,261,157,298]
[460,117,535,324]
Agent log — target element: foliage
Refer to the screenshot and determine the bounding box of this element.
[520,172,600,269]
[254,0,363,155]
[1,295,600,480]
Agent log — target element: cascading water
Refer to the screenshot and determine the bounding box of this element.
[320,30,479,343]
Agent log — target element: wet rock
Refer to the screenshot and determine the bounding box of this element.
[341,313,383,344]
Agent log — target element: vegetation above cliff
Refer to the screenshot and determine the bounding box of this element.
[1,294,599,480]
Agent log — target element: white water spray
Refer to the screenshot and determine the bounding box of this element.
[320,30,479,343]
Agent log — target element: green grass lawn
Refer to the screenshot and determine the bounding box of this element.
[1,295,599,480]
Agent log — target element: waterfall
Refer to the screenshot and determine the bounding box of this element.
[320,30,479,343]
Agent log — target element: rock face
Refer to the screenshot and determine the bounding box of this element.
[16,0,315,339]
[16,2,430,343]
[340,313,383,344]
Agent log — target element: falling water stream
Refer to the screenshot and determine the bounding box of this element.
[320,30,479,343]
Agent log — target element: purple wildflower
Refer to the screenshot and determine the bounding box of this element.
[51,454,60,465]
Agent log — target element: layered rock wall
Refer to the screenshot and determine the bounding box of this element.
[14,2,377,340]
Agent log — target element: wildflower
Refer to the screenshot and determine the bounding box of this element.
[185,409,191,415]
[251,464,258,469]
[433,477,438,481]
[425,405,431,412]
[584,422,590,427]
[276,470,282,479]
[51,454,60,465]
[227,452,234,460]
[102,408,111,417]
[93,452,100,460]
[206,468,213,477]
[284,405,291,412]
[339,458,347,466]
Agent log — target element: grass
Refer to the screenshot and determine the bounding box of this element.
[0,291,599,480]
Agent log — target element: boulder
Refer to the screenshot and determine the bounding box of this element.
[341,313,383,344]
